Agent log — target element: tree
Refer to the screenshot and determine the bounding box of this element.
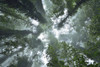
[46,42,100,67]
[0,0,100,67]
[0,0,47,24]
[49,0,90,28]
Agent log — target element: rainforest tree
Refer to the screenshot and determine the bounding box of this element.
[0,0,100,67]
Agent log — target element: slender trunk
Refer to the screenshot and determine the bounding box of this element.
[0,29,33,39]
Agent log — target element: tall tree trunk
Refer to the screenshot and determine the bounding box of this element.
[0,29,33,39]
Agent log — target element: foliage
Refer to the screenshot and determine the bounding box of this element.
[0,4,34,30]
[50,0,89,18]
[0,0,100,67]
[82,0,100,62]
[46,42,100,67]
[0,0,47,24]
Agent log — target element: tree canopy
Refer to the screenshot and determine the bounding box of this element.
[0,0,100,67]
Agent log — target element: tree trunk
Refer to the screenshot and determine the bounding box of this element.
[0,29,33,39]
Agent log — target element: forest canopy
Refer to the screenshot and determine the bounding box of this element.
[0,0,100,67]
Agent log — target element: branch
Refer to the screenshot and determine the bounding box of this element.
[58,0,90,28]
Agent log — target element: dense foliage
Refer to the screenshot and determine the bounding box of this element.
[47,42,100,67]
[0,0,100,67]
